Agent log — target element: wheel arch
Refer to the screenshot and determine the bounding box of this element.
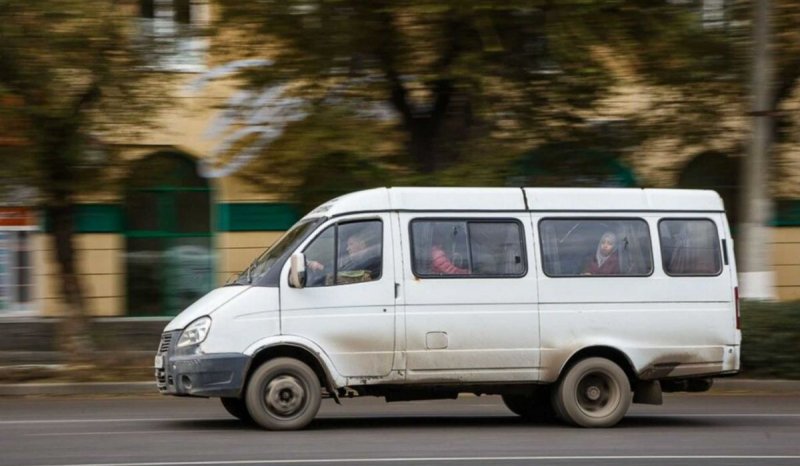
[245,343,340,403]
[558,346,638,385]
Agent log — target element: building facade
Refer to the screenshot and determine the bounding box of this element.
[3,0,799,319]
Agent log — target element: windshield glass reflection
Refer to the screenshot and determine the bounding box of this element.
[229,217,324,285]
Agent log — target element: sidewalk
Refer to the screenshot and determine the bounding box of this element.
[0,378,798,397]
[0,381,157,396]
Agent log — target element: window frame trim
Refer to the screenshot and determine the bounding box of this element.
[408,217,529,280]
[657,217,724,277]
[0,230,38,313]
[537,216,655,279]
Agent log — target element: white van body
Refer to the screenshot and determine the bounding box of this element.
[156,187,740,429]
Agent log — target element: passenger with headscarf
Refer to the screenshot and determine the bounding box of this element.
[582,231,620,275]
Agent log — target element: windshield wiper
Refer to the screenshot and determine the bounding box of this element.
[246,262,256,284]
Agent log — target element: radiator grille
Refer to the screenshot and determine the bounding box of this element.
[158,332,173,352]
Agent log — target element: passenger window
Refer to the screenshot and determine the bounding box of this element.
[539,219,653,277]
[411,220,526,277]
[659,219,721,276]
[304,220,382,286]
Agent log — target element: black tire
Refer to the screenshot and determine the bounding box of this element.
[553,357,632,428]
[245,357,322,431]
[502,388,557,421]
[502,394,530,417]
[220,397,253,423]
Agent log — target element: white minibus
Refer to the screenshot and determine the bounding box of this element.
[155,187,741,429]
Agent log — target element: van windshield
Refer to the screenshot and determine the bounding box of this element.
[229,217,325,286]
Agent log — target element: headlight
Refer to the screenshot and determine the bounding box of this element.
[177,317,212,348]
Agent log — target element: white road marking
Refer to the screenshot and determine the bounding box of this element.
[27,455,800,466]
[0,418,226,425]
[630,413,800,418]
[27,430,231,437]
[1,412,800,425]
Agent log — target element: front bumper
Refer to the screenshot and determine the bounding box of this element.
[155,331,250,398]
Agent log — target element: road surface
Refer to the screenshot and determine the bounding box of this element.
[0,393,798,466]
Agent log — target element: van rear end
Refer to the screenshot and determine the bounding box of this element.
[655,212,740,392]
[721,214,741,375]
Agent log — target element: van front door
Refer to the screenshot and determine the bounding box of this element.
[280,215,396,378]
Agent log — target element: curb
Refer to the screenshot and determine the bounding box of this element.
[0,379,798,397]
[710,378,800,394]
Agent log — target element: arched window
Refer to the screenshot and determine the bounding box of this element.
[124,151,213,316]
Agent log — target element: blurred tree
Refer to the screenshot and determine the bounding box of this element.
[769,0,800,139]
[0,1,162,366]
[216,0,740,182]
[513,141,637,188]
[296,151,391,214]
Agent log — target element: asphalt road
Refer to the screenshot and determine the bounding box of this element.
[0,393,798,466]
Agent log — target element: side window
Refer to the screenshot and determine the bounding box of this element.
[304,220,382,287]
[337,221,382,283]
[539,218,653,277]
[659,219,722,276]
[410,220,526,277]
[304,225,335,287]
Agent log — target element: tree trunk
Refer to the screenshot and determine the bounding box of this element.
[393,78,475,174]
[49,203,94,367]
[739,0,775,300]
[378,11,470,174]
[408,117,439,173]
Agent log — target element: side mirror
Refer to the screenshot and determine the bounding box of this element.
[289,252,307,288]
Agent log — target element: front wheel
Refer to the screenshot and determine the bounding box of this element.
[553,357,631,427]
[245,357,322,431]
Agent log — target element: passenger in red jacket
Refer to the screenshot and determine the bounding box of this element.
[431,245,468,275]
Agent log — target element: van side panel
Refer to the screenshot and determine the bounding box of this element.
[399,212,540,383]
[534,213,737,382]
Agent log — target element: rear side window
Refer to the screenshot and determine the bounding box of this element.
[410,220,526,277]
[539,218,653,277]
[659,219,722,276]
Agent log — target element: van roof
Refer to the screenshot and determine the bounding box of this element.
[305,187,725,218]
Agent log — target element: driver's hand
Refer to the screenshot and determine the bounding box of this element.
[308,260,325,271]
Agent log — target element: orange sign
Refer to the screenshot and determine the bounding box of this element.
[0,207,36,227]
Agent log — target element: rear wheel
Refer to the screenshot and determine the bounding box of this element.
[220,397,252,423]
[553,357,631,427]
[245,357,322,431]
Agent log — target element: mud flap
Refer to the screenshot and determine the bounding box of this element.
[633,380,663,405]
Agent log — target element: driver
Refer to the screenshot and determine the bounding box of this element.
[308,230,381,283]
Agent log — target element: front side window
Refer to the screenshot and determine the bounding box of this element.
[305,220,382,287]
[411,220,526,277]
[659,219,722,276]
[539,218,653,277]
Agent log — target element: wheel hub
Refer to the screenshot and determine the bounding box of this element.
[585,385,602,401]
[576,372,618,415]
[265,375,306,417]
